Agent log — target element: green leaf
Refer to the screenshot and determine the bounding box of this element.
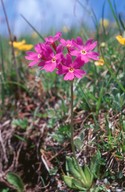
[62,175,77,189]
[66,156,81,179]
[6,172,24,192]
[63,175,87,191]
[49,166,58,175]
[74,137,83,150]
[73,178,87,191]
[90,151,102,178]
[83,165,93,187]
[12,118,28,129]
[1,189,10,192]
[14,134,26,142]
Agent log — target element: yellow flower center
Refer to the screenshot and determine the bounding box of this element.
[52,57,56,62]
[69,67,74,73]
[66,44,71,47]
[81,50,86,55]
[38,54,41,59]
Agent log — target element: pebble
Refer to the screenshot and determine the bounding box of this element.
[116,188,123,192]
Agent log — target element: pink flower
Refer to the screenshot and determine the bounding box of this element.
[25,43,46,67]
[57,54,86,81]
[39,45,63,72]
[45,32,62,45]
[25,32,99,79]
[60,38,74,51]
[71,37,99,63]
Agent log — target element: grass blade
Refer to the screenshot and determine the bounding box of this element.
[21,14,45,41]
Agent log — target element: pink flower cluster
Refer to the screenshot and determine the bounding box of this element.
[25,32,99,81]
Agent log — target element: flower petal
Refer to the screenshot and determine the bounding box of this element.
[64,72,74,81]
[116,35,125,45]
[73,57,85,68]
[74,69,86,78]
[43,62,56,72]
[70,50,79,57]
[28,60,38,67]
[25,52,38,60]
[65,54,72,66]
[87,52,99,60]
[76,37,83,45]
[85,41,97,51]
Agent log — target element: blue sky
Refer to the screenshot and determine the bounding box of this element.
[0,0,125,36]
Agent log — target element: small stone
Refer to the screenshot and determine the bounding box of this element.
[111,186,116,190]
[116,188,122,192]
[103,178,109,184]
[112,182,118,186]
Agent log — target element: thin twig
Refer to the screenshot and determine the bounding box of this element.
[0,130,8,163]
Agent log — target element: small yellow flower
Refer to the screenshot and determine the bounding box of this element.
[16,44,33,51]
[62,26,70,33]
[99,19,109,28]
[116,35,125,45]
[31,32,38,39]
[9,40,33,51]
[95,58,104,66]
[13,40,26,48]
[9,40,25,47]
[100,42,106,48]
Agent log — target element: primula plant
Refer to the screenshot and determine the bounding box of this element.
[25,32,98,79]
[25,32,99,191]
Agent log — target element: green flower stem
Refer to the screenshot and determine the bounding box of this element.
[70,80,77,161]
[107,0,122,34]
[70,81,86,178]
